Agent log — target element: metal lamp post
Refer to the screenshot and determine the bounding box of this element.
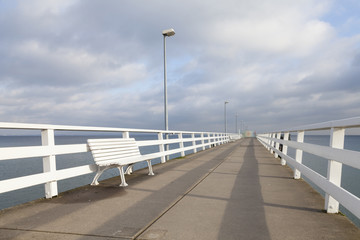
[224,101,229,133]
[162,28,175,131]
[235,113,238,134]
[162,28,175,161]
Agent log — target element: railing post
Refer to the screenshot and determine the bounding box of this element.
[281,132,290,166]
[201,133,205,150]
[270,133,274,154]
[268,133,271,152]
[179,133,185,157]
[122,131,130,138]
[192,133,197,153]
[274,132,281,158]
[325,127,345,213]
[294,130,304,179]
[264,134,269,150]
[41,129,58,199]
[208,133,212,147]
[158,132,166,163]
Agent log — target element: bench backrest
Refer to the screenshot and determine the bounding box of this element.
[87,138,141,166]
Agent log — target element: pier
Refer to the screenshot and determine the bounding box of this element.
[1,138,360,239]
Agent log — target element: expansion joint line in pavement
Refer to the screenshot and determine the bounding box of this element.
[132,141,241,239]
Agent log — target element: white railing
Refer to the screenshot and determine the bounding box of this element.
[257,116,360,220]
[0,122,230,199]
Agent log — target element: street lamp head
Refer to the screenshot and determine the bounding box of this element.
[225,101,229,104]
[162,28,175,37]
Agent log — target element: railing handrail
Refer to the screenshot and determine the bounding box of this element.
[0,121,233,202]
[257,116,360,222]
[265,116,360,133]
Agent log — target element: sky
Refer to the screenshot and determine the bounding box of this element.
[0,0,360,134]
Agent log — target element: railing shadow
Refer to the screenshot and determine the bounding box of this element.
[0,142,239,239]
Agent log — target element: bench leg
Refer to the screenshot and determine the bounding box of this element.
[91,166,109,185]
[118,166,128,187]
[125,164,134,175]
[147,160,155,176]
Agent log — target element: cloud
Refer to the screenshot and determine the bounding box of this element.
[0,0,360,133]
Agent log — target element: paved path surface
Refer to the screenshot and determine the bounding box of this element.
[1,138,359,239]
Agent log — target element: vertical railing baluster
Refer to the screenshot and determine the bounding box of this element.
[158,132,166,163]
[270,133,274,154]
[294,130,304,179]
[201,133,205,150]
[274,132,281,158]
[41,129,58,199]
[208,133,212,148]
[325,127,345,213]
[122,131,130,138]
[179,133,185,157]
[281,132,290,166]
[192,133,197,153]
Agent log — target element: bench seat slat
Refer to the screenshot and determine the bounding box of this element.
[92,149,140,158]
[88,140,137,145]
[91,146,139,152]
[93,152,141,162]
[91,147,140,155]
[88,138,136,143]
[90,144,139,150]
[94,157,140,166]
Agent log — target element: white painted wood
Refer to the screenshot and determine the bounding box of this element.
[258,136,360,170]
[281,132,289,166]
[294,131,304,179]
[268,144,360,219]
[157,133,166,163]
[192,133,197,153]
[88,138,154,186]
[279,116,360,132]
[325,128,345,214]
[0,144,88,161]
[41,129,58,198]
[0,164,97,192]
[257,123,360,219]
[270,133,274,154]
[0,121,229,198]
[122,131,130,138]
[201,133,205,151]
[274,132,280,158]
[178,133,185,157]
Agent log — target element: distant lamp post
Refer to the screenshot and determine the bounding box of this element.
[162,28,175,131]
[235,113,238,134]
[224,101,229,133]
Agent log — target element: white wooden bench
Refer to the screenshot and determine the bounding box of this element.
[87,138,154,187]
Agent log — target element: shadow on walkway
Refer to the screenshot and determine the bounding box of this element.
[218,138,271,240]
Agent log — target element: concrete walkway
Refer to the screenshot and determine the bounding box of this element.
[0,138,359,240]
